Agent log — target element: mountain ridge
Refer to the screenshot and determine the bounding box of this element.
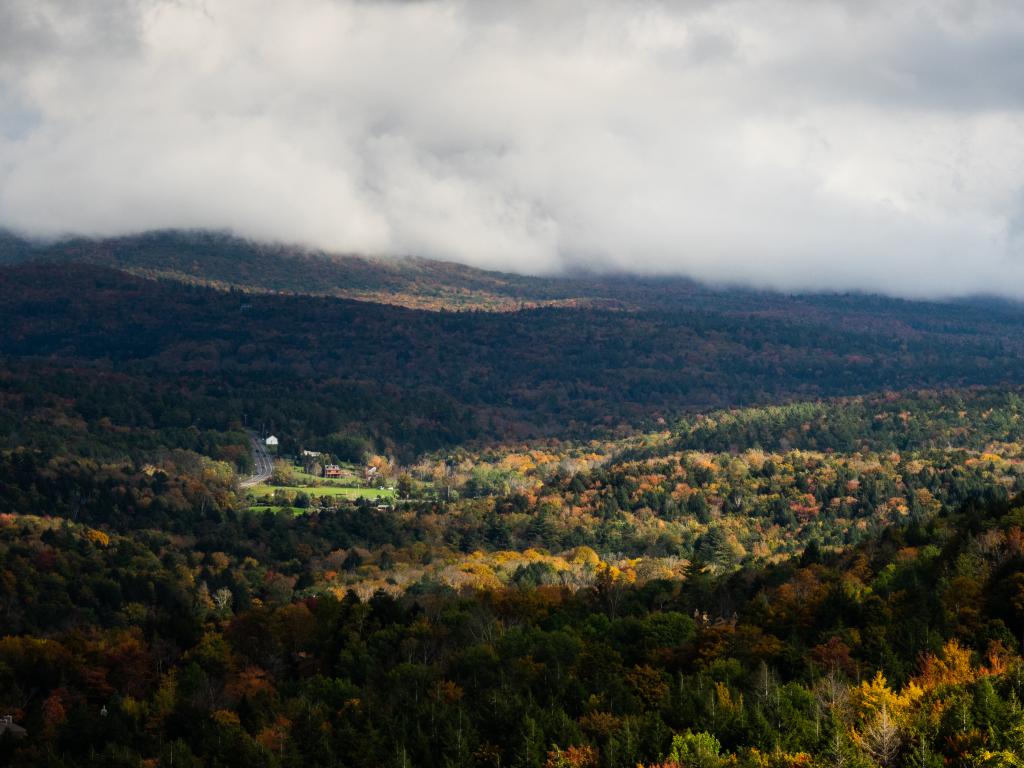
[5,229,1023,315]
[4,258,1024,456]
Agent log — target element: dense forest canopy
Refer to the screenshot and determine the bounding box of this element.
[3,259,1024,456]
[3,238,1024,767]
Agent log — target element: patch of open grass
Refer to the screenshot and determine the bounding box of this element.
[250,483,396,500]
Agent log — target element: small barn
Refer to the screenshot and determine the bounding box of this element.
[265,435,279,447]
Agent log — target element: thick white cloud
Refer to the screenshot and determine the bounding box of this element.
[2,0,1024,297]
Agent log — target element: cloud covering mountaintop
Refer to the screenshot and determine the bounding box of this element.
[2,0,1024,297]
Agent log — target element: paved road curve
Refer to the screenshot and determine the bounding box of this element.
[240,431,273,488]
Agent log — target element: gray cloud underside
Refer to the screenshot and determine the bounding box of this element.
[2,0,1024,298]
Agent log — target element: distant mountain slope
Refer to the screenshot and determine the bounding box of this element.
[0,230,601,310]
[3,260,1024,455]
[4,230,1023,326]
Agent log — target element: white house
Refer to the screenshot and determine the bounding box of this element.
[265,435,279,447]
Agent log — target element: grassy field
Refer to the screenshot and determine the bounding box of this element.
[249,483,396,500]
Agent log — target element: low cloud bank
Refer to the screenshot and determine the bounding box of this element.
[2,1,1024,297]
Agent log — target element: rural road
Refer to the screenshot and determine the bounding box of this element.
[240,431,273,488]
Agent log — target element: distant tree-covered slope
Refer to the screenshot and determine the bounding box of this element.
[2,261,1024,455]
[0,229,595,310]
[6,230,1024,323]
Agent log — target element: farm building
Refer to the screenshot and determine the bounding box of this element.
[265,435,279,447]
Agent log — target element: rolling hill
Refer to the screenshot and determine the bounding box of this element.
[2,250,1024,456]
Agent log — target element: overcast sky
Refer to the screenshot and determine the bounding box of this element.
[2,0,1024,297]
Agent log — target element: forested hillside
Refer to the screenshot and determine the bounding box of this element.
[0,230,591,310]
[5,0,1024,760]
[5,230,1024,321]
[4,239,1024,766]
[2,446,1024,767]
[3,261,1024,457]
